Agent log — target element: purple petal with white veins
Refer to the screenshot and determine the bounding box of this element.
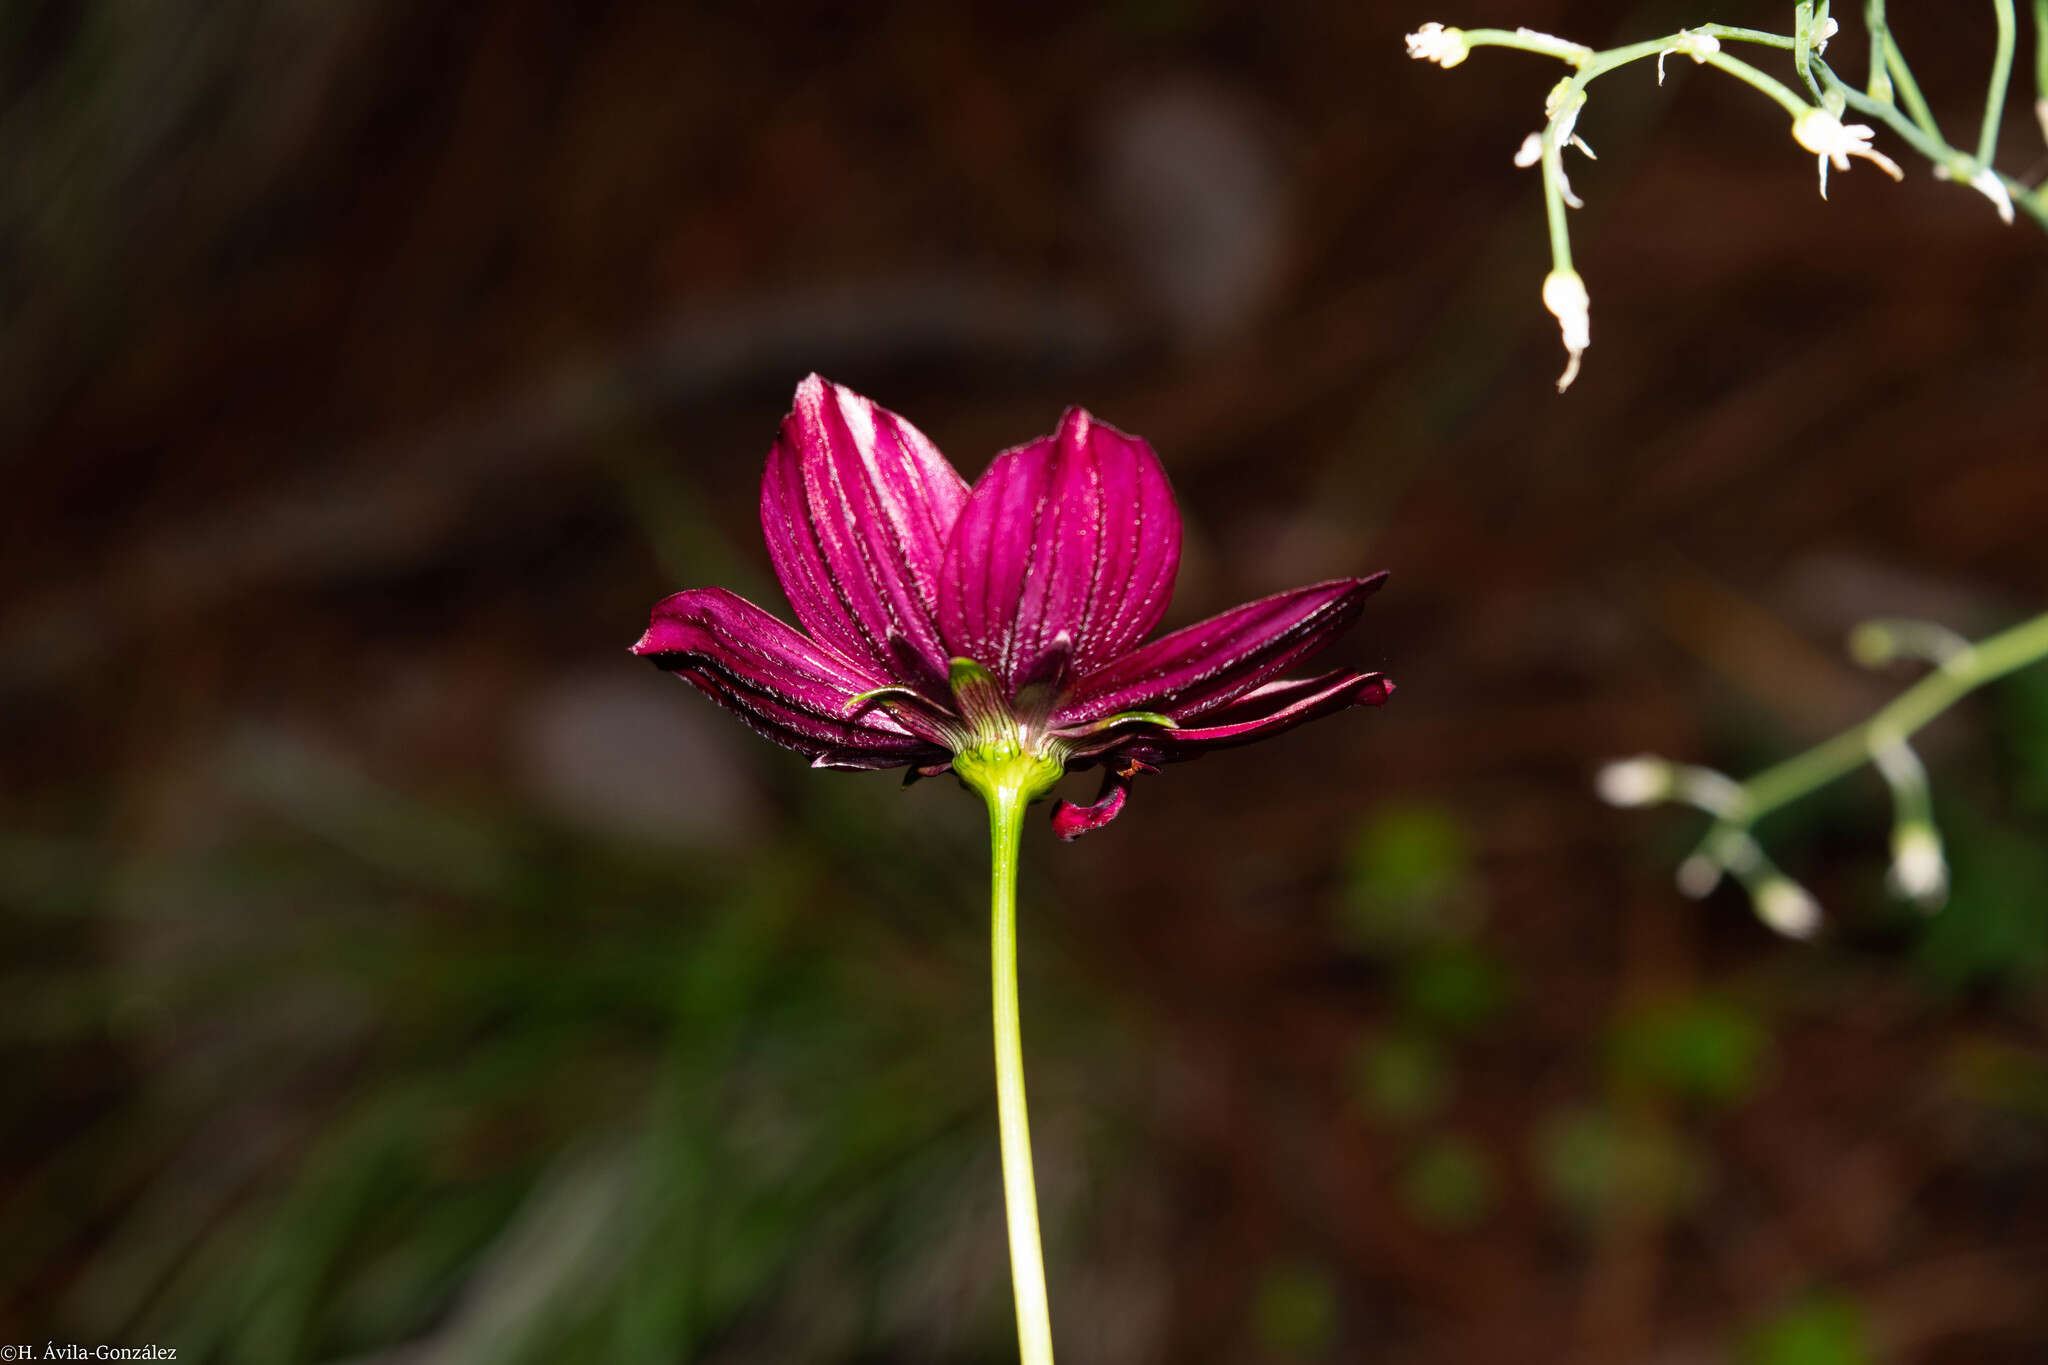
[1057,574,1387,725]
[939,408,1180,691]
[760,375,970,684]
[633,587,951,763]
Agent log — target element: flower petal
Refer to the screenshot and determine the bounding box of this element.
[1050,768,1133,841]
[760,375,970,684]
[1149,670,1393,753]
[939,407,1181,691]
[633,587,950,764]
[1056,574,1387,725]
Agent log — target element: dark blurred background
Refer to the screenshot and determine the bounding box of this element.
[4,2,2046,1362]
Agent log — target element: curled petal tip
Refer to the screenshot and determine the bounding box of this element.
[1051,774,1130,841]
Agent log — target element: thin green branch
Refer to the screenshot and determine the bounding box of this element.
[1794,2,1826,103]
[1738,610,2048,818]
[2036,0,2048,121]
[1540,119,1574,273]
[1697,48,1812,115]
[1982,0,2019,165]
[1605,610,2048,930]
[1865,0,1895,101]
[1882,31,1944,138]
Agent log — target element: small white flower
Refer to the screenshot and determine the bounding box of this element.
[1792,109,1904,199]
[1514,126,1593,176]
[1656,29,1720,85]
[1811,17,1839,54]
[1597,756,1672,807]
[1932,161,2015,223]
[1957,164,2016,224]
[1405,22,1470,68]
[1542,268,1590,392]
[1888,822,1948,907]
[1753,877,1822,939]
[1539,85,1593,206]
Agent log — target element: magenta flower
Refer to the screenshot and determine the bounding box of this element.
[632,374,1393,837]
[632,374,1393,1362]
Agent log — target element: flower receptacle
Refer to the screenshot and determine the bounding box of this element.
[954,744,1065,813]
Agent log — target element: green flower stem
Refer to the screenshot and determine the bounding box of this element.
[1868,0,1943,140]
[1794,2,1825,102]
[2035,0,2048,114]
[1457,28,1597,63]
[1540,123,1574,274]
[1981,0,2019,165]
[964,754,1063,1365]
[1696,49,1811,116]
[1735,609,2048,822]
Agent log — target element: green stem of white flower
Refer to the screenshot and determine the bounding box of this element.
[1867,0,1944,140]
[1981,0,2019,165]
[1451,12,2048,233]
[983,775,1055,1365]
[1865,1,1895,104]
[1735,610,2048,820]
[2034,0,2048,119]
[1648,610,2048,918]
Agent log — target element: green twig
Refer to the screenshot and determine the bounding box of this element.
[1982,0,2019,164]
[2036,0,2048,120]
[1605,610,2048,928]
[1865,0,1895,101]
[1738,611,2048,818]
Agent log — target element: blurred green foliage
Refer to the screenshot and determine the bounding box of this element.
[1397,945,1509,1035]
[1347,1030,1451,1127]
[1249,1259,1338,1356]
[1336,802,1475,953]
[0,733,1134,1364]
[1610,996,1769,1109]
[1999,665,2048,818]
[1739,1295,1871,1365]
[1397,1135,1494,1230]
[1534,1107,1706,1224]
[1913,803,2048,996]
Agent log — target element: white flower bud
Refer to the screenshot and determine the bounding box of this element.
[1542,269,1590,392]
[1753,877,1822,939]
[1405,23,1470,68]
[1514,133,1543,167]
[1676,855,1723,899]
[1968,166,2015,225]
[1596,755,1672,807]
[1888,822,1948,907]
[1847,621,1897,667]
